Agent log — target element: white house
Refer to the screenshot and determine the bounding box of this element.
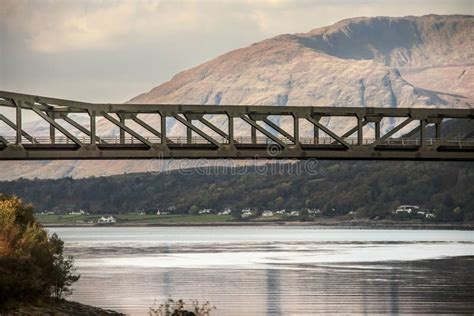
[98,215,116,224]
[290,211,300,216]
[218,209,232,215]
[199,209,212,214]
[156,210,170,215]
[276,209,286,215]
[262,211,274,217]
[307,208,321,215]
[69,210,88,215]
[394,205,420,214]
[425,213,436,219]
[241,210,253,218]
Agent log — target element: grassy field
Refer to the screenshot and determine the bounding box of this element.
[35,213,234,225]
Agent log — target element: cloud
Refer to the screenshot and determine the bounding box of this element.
[2,0,205,53]
[1,0,472,106]
[2,0,472,54]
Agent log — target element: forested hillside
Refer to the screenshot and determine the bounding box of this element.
[0,161,472,222]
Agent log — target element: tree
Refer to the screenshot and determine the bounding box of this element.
[189,205,200,214]
[0,195,80,309]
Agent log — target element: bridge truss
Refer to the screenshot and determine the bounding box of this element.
[0,90,473,161]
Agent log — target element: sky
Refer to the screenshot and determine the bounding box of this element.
[1,0,472,104]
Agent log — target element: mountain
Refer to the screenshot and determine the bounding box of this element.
[1,14,472,180]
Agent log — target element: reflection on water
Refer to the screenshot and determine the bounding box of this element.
[48,227,474,315]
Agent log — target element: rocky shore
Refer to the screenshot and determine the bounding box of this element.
[4,299,124,316]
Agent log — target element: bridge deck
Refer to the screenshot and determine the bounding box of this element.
[1,90,473,161]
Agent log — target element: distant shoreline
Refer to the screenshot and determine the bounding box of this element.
[42,220,474,230]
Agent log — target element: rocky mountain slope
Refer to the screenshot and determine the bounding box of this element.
[1,14,472,180]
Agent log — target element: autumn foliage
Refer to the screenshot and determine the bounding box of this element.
[0,195,79,308]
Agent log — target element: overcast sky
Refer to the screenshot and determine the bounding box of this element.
[1,0,472,103]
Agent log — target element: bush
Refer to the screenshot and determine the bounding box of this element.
[149,296,216,316]
[0,195,80,309]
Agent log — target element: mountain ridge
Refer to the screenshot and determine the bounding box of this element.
[1,14,472,180]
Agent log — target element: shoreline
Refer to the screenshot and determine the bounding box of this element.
[6,299,123,316]
[42,220,474,230]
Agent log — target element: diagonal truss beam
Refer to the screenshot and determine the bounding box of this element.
[0,114,38,144]
[306,116,349,148]
[131,115,175,144]
[199,117,228,140]
[262,118,295,142]
[402,125,421,138]
[30,106,82,146]
[0,136,8,146]
[375,117,414,145]
[173,114,220,147]
[61,114,107,144]
[340,120,370,138]
[101,112,153,147]
[241,115,285,147]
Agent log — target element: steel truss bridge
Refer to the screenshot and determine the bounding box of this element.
[0,90,473,161]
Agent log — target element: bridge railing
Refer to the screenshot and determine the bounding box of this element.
[3,135,474,147]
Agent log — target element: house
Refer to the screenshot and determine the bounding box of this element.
[290,211,300,216]
[394,205,419,214]
[262,210,274,217]
[156,210,170,215]
[199,209,212,214]
[425,213,436,219]
[69,210,88,215]
[218,209,231,215]
[97,215,116,224]
[241,210,253,218]
[276,209,286,215]
[307,208,321,215]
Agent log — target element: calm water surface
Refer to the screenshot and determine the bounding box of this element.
[48,226,474,315]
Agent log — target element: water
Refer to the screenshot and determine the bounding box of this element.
[48,226,474,315]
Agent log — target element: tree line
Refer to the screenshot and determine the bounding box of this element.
[0,161,472,222]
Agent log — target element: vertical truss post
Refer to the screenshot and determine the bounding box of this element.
[375,121,381,140]
[435,121,442,139]
[89,111,96,144]
[186,116,192,144]
[357,115,363,145]
[48,112,56,144]
[293,114,299,145]
[15,100,22,145]
[251,125,257,144]
[160,113,167,145]
[420,119,426,147]
[312,115,321,144]
[119,114,125,144]
[228,114,234,145]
